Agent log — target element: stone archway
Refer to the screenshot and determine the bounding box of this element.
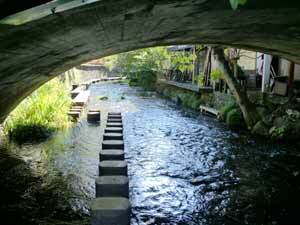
[0,0,300,122]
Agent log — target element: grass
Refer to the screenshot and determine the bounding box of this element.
[4,78,72,144]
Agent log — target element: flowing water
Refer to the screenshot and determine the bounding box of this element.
[1,83,300,225]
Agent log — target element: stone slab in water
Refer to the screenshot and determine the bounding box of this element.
[108,115,122,120]
[106,122,123,128]
[91,197,130,225]
[108,112,122,116]
[67,111,80,120]
[102,140,124,150]
[95,176,129,198]
[99,160,128,176]
[103,133,123,141]
[104,127,123,134]
[107,118,122,123]
[72,106,84,109]
[87,112,100,122]
[69,109,82,113]
[89,109,101,113]
[100,150,125,161]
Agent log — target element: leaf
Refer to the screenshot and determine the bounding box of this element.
[239,0,247,5]
[230,0,247,10]
[230,0,239,10]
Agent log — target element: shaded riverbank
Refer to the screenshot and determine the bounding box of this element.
[0,83,300,225]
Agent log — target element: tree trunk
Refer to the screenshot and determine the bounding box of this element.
[203,47,212,86]
[212,47,260,129]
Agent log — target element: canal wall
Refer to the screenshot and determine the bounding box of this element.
[156,81,235,113]
[156,81,300,140]
[156,81,245,129]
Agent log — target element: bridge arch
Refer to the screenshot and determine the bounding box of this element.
[0,0,300,122]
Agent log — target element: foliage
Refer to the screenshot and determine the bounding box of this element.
[229,0,247,10]
[197,74,205,86]
[4,78,72,143]
[210,69,224,81]
[115,47,169,77]
[219,103,238,121]
[112,46,196,90]
[137,70,158,91]
[269,126,287,140]
[97,96,108,100]
[170,51,195,73]
[226,108,244,128]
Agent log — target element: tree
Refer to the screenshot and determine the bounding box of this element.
[212,47,260,129]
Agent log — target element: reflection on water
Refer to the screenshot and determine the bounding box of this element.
[1,83,300,225]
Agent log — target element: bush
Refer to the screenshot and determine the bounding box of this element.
[5,78,72,144]
[138,70,157,91]
[128,70,157,91]
[219,103,237,121]
[226,108,244,128]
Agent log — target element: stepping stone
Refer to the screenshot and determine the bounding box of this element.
[108,115,122,120]
[102,140,124,150]
[104,127,123,134]
[72,106,83,109]
[95,176,129,198]
[68,111,80,120]
[89,109,100,113]
[99,160,128,176]
[108,112,121,115]
[91,197,130,225]
[99,150,124,161]
[107,119,122,123]
[103,133,123,141]
[69,108,82,113]
[106,122,123,128]
[87,112,100,122]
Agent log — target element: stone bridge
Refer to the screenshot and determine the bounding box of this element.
[0,0,300,122]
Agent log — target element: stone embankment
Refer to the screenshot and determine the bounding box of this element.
[157,81,300,140]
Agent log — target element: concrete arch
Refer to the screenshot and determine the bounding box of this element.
[0,0,300,122]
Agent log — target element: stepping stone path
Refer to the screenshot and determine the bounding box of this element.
[91,112,130,225]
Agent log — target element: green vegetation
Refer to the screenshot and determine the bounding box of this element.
[157,83,203,110]
[118,79,130,85]
[219,103,237,121]
[108,47,196,91]
[4,78,72,143]
[197,73,205,86]
[219,102,245,128]
[210,69,224,81]
[229,0,247,10]
[97,96,108,100]
[226,108,244,128]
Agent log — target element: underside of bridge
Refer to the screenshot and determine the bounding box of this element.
[0,0,300,122]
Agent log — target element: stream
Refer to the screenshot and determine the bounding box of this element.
[0,83,299,225]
